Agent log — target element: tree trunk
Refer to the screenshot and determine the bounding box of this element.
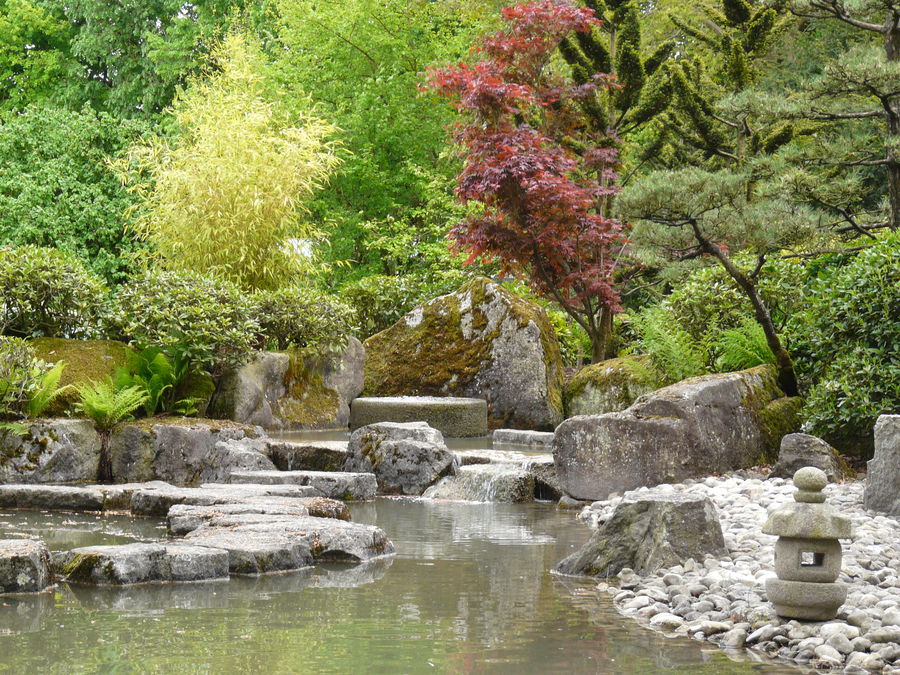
[588,306,615,364]
[97,432,112,483]
[885,16,900,229]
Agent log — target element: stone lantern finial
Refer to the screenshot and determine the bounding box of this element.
[763,466,852,621]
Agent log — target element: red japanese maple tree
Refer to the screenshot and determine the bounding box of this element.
[425,0,626,362]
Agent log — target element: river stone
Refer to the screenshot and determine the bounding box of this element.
[107,419,265,485]
[865,415,900,515]
[229,470,377,501]
[554,366,789,501]
[349,396,488,437]
[491,429,554,448]
[267,440,348,472]
[363,277,564,431]
[129,483,318,517]
[553,492,726,577]
[424,464,535,502]
[771,434,848,482]
[0,540,52,594]
[344,422,457,495]
[0,484,105,511]
[0,419,101,484]
[565,355,659,417]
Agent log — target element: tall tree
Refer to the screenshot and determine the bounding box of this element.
[427,0,626,361]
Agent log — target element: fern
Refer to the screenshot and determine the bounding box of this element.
[115,347,199,416]
[714,317,776,371]
[25,361,73,418]
[75,378,149,431]
[631,306,708,384]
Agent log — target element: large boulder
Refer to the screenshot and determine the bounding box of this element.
[107,418,267,486]
[554,492,726,577]
[565,355,659,417]
[554,366,793,501]
[363,277,564,431]
[865,415,900,515]
[771,433,850,482]
[0,419,101,484]
[344,422,457,495]
[209,338,365,430]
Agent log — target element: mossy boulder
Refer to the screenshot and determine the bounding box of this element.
[363,277,564,431]
[565,355,660,417]
[0,419,101,484]
[30,338,134,415]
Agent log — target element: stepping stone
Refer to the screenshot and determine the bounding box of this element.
[229,470,377,500]
[267,440,348,472]
[0,485,104,512]
[492,429,554,448]
[0,539,52,594]
[349,396,488,437]
[55,543,230,585]
[129,483,318,516]
[167,496,351,536]
[163,544,229,582]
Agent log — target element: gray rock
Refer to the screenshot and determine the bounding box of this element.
[0,419,101,484]
[267,440,348,472]
[108,419,265,485]
[166,499,313,536]
[565,355,659,417]
[720,628,748,649]
[129,483,318,517]
[865,415,900,515]
[0,484,104,512]
[363,277,565,431]
[423,464,535,502]
[163,545,230,582]
[56,543,168,585]
[866,627,900,644]
[208,352,291,428]
[813,644,844,665]
[771,434,848,482]
[553,366,788,501]
[229,470,377,501]
[349,396,488,438]
[0,539,52,594]
[491,429,554,447]
[554,492,726,577]
[344,422,457,495]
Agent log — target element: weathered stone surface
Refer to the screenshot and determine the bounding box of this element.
[553,366,789,501]
[129,483,317,517]
[554,492,726,577]
[57,543,167,585]
[167,499,314,536]
[229,470,377,501]
[449,451,559,501]
[564,355,659,417]
[765,579,848,621]
[185,517,394,573]
[108,418,265,485]
[0,419,101,484]
[491,429,554,448]
[0,485,104,511]
[267,440,348,472]
[210,339,365,431]
[84,482,171,511]
[771,433,849,482]
[350,396,488,437]
[163,545,230,582]
[865,415,900,515]
[0,539,52,594]
[344,422,456,495]
[364,277,564,431]
[424,464,535,502]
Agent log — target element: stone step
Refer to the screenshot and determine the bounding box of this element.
[229,470,376,501]
[491,429,555,448]
[55,543,230,585]
[166,496,350,536]
[266,440,348,472]
[129,483,318,517]
[0,485,105,512]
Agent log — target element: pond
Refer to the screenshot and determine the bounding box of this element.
[0,436,804,673]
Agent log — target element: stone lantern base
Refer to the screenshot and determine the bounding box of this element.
[766,578,847,621]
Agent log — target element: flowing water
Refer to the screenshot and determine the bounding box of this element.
[0,434,804,674]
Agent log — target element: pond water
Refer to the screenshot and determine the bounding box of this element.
[0,434,804,673]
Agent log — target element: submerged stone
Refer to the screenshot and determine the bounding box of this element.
[0,539,52,594]
[56,543,230,585]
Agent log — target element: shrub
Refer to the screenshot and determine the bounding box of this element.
[0,245,107,339]
[250,286,357,353]
[109,270,258,377]
[789,236,900,442]
[0,337,41,420]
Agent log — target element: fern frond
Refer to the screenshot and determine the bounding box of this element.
[714,318,776,371]
[75,377,149,431]
[25,361,73,419]
[632,306,708,384]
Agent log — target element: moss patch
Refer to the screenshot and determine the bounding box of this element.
[757,396,803,461]
[30,338,134,415]
[275,350,341,428]
[565,355,660,416]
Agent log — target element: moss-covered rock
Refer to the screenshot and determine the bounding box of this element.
[757,396,803,461]
[565,355,660,417]
[364,277,564,431]
[30,338,134,415]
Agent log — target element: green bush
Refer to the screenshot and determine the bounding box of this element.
[0,337,42,420]
[789,235,900,442]
[251,286,358,353]
[0,245,107,339]
[109,270,258,377]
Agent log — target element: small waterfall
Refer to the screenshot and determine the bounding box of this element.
[424,464,535,503]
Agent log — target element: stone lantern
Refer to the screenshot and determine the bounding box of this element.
[763,466,852,621]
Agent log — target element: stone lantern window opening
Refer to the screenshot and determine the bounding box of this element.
[800,551,824,567]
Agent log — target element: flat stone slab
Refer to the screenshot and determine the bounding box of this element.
[267,440,348,472]
[167,499,317,536]
[491,429,554,447]
[130,483,318,517]
[56,543,230,585]
[0,485,104,512]
[163,544,230,582]
[229,470,377,500]
[185,517,394,574]
[349,396,488,438]
[0,539,52,594]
